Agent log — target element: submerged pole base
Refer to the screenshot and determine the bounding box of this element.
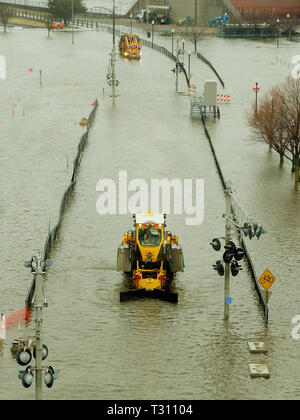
[120,288,178,303]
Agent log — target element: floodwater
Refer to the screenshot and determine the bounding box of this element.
[0,25,299,400]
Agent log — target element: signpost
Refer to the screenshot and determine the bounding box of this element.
[258,268,275,304]
[253,81,260,113]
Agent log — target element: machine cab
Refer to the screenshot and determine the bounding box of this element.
[134,212,165,263]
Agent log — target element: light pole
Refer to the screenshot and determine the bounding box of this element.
[276,19,280,47]
[34,258,44,400]
[175,40,179,93]
[112,0,117,104]
[254,79,259,114]
[224,186,232,321]
[130,13,133,33]
[152,20,155,47]
[72,0,74,46]
[188,50,191,84]
[17,255,58,399]
[287,13,291,40]
[171,28,174,56]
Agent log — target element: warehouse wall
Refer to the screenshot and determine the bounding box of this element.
[127,0,225,24]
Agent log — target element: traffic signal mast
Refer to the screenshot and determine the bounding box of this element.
[210,181,266,320]
[15,254,59,399]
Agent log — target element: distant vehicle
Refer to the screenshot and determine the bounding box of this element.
[135,10,156,23]
[136,9,147,23]
[208,14,229,27]
[119,33,142,59]
[135,9,169,24]
[154,14,169,25]
[177,16,194,26]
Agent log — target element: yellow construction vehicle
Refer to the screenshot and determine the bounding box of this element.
[119,33,142,59]
[117,212,184,303]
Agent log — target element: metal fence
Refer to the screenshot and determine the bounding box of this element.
[196,52,225,89]
[25,100,98,308]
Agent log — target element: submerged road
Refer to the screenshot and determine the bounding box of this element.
[0,27,299,399]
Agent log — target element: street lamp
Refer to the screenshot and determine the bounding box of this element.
[286,13,291,40]
[188,50,191,84]
[254,79,259,114]
[276,19,280,48]
[152,20,155,48]
[130,13,133,34]
[171,28,175,56]
[71,0,74,46]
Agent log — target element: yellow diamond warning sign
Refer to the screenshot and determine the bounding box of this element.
[258,269,276,291]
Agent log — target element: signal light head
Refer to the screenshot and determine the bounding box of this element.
[18,366,33,388]
[224,241,236,254]
[234,248,245,261]
[33,344,48,361]
[210,238,221,251]
[256,226,266,239]
[213,260,225,276]
[16,348,32,366]
[44,366,59,388]
[231,261,243,277]
[223,250,234,263]
[44,368,54,388]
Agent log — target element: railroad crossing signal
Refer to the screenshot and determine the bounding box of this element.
[258,269,276,291]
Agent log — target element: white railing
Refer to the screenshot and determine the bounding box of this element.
[0,0,48,8]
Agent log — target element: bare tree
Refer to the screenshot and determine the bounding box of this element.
[280,77,300,186]
[248,87,290,166]
[0,5,12,33]
[185,23,203,54]
[248,77,300,188]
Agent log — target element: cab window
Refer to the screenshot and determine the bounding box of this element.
[138,228,162,246]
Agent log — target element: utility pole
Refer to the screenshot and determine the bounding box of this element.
[72,0,74,46]
[171,28,174,56]
[224,184,232,321]
[106,1,119,105]
[33,255,44,400]
[188,51,191,84]
[111,0,116,104]
[16,256,58,398]
[175,40,179,93]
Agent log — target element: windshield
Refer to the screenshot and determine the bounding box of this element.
[138,228,162,246]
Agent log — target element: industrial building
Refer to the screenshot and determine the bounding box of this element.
[127,0,300,24]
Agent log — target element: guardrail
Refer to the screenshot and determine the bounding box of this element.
[25,101,98,308]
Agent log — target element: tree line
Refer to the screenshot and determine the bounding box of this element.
[248,76,300,189]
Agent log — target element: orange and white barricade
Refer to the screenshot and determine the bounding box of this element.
[0,314,6,340]
[217,94,231,103]
[189,84,197,95]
